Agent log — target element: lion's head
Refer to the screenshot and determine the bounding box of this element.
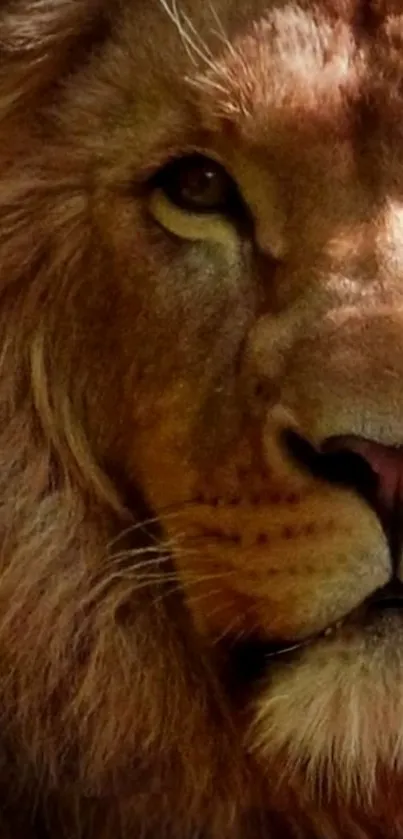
[1,1,403,837]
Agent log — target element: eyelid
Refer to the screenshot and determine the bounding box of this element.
[149,188,241,252]
[138,146,228,184]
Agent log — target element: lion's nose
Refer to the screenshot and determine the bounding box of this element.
[324,436,403,569]
[285,430,403,556]
[322,437,403,514]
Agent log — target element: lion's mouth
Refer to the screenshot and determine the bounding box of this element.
[228,580,403,686]
[279,428,403,647]
[229,429,403,685]
[263,578,403,657]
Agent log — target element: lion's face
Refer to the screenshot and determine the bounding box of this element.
[7,0,403,830]
[69,0,403,801]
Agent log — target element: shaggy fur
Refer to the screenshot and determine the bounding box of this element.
[1,1,403,837]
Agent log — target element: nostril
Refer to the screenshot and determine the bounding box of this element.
[283,429,403,561]
[321,435,403,566]
[320,435,380,503]
[283,429,379,506]
[321,435,403,515]
[282,428,403,571]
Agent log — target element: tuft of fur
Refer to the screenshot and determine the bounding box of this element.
[253,636,403,804]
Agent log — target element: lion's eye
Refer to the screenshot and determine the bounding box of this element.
[154,154,238,215]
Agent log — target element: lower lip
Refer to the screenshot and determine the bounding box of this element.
[251,600,403,660]
[223,605,403,689]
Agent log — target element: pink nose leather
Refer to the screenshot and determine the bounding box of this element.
[324,437,403,515]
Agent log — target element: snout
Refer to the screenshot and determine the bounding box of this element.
[261,306,403,447]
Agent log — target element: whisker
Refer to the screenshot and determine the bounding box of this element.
[108,547,170,564]
[179,6,215,60]
[185,587,223,607]
[186,75,230,96]
[83,572,182,606]
[152,581,191,606]
[207,1,237,59]
[200,596,246,629]
[229,626,247,647]
[213,612,245,646]
[108,539,206,569]
[176,569,236,585]
[157,0,219,72]
[86,564,235,608]
[107,510,188,549]
[152,569,235,606]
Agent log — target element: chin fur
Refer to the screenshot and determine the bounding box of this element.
[251,630,403,805]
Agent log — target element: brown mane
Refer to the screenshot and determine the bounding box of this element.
[0,3,251,836]
[1,2,403,838]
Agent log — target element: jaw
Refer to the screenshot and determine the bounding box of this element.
[249,610,403,807]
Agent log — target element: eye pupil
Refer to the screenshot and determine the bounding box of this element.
[157,154,235,214]
[180,165,218,205]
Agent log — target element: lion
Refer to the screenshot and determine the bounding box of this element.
[1,0,403,836]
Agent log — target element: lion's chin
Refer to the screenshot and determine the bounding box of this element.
[246,605,403,806]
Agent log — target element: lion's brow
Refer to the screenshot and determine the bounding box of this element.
[184,6,360,144]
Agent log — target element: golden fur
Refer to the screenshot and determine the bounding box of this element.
[1,0,403,837]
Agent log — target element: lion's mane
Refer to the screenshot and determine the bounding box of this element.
[0,3,400,839]
[0,3,251,837]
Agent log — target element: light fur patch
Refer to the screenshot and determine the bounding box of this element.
[251,630,403,805]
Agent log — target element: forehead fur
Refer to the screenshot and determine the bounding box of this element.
[3,1,401,167]
[82,0,403,176]
[190,8,358,144]
[174,0,402,150]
